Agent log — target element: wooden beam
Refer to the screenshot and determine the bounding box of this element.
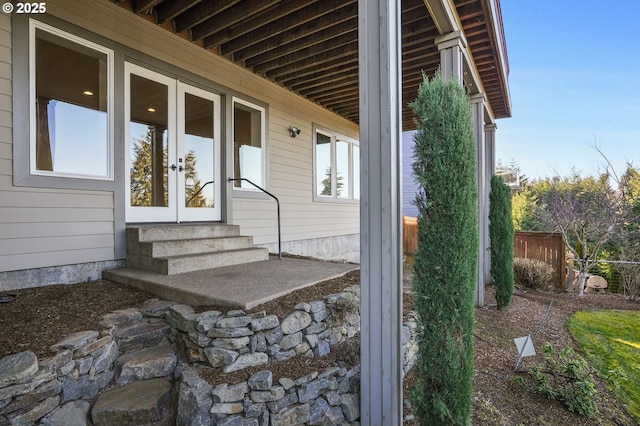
[191,0,280,41]
[226,5,357,59]
[242,23,357,67]
[174,0,238,34]
[251,38,357,73]
[155,0,200,24]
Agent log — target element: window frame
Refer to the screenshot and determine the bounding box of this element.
[312,124,360,203]
[231,96,267,192]
[28,19,115,181]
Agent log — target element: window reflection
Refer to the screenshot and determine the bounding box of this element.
[34,28,110,177]
[233,100,264,189]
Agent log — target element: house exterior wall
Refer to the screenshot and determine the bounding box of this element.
[0,0,360,288]
[401,130,419,218]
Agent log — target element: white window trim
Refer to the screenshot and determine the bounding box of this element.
[313,124,360,203]
[28,19,115,181]
[232,96,267,192]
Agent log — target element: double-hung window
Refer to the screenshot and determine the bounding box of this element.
[314,126,360,201]
[29,20,114,180]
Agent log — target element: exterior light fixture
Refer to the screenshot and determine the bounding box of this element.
[83,90,94,96]
[289,126,301,138]
[147,107,156,112]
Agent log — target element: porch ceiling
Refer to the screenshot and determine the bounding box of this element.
[113,0,511,130]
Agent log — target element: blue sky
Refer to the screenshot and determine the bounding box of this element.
[496,1,640,181]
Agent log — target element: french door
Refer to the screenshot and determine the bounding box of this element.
[125,63,221,222]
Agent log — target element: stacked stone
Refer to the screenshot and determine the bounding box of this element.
[0,283,420,425]
[178,366,362,425]
[174,286,362,373]
[402,311,419,375]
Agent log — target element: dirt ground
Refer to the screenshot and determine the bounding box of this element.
[1,270,639,425]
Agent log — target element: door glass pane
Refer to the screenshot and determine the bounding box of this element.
[184,93,214,208]
[34,28,109,177]
[336,140,350,199]
[129,74,169,207]
[316,132,332,196]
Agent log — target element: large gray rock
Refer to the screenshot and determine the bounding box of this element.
[167,305,199,332]
[281,311,312,335]
[208,402,243,415]
[1,378,61,414]
[5,395,59,425]
[279,332,303,351]
[140,299,178,318]
[91,378,171,426]
[207,327,253,338]
[223,353,268,373]
[99,308,143,329]
[265,392,298,414]
[0,369,55,401]
[50,331,99,353]
[40,350,72,374]
[250,386,284,403]
[74,336,112,358]
[211,337,250,350]
[0,351,38,387]
[211,382,248,403]
[203,348,238,368]
[177,369,212,426]
[250,315,279,332]
[216,315,253,329]
[60,370,114,403]
[116,346,177,385]
[340,393,360,422]
[309,397,330,424]
[41,400,91,426]
[270,402,310,425]
[115,321,171,352]
[248,370,272,391]
[92,341,119,374]
[297,378,331,403]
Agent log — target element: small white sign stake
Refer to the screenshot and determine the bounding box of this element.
[514,334,536,371]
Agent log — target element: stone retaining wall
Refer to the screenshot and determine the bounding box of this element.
[0,285,418,425]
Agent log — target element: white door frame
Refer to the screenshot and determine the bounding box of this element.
[125,63,222,223]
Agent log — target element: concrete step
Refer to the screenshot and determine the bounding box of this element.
[91,378,173,426]
[127,223,241,243]
[153,247,269,275]
[138,236,255,258]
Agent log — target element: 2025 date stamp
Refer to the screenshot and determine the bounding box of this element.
[3,2,47,14]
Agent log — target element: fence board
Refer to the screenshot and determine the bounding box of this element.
[514,231,566,289]
[403,216,418,265]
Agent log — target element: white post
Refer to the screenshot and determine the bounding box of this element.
[435,31,466,82]
[471,94,486,307]
[358,0,403,423]
[484,123,497,285]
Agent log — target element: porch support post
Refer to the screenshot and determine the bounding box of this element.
[471,94,487,307]
[484,123,497,286]
[358,0,403,424]
[435,31,466,82]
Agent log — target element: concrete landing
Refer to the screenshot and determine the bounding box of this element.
[104,257,359,310]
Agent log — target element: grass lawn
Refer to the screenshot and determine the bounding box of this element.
[567,310,640,422]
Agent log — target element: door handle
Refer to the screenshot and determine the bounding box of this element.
[179,166,184,172]
[170,164,177,171]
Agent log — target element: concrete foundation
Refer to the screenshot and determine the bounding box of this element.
[257,234,360,264]
[0,260,125,291]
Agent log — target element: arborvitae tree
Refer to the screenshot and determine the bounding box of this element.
[489,174,515,309]
[410,71,478,426]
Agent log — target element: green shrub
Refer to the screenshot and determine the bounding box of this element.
[409,71,478,426]
[513,257,554,290]
[518,343,598,418]
[489,175,514,309]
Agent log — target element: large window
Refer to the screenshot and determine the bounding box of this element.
[30,21,113,179]
[314,126,360,201]
[232,98,265,190]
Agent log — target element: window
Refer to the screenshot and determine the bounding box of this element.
[233,98,265,189]
[314,126,360,201]
[30,21,113,179]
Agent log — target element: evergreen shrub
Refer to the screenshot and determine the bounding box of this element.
[410,71,478,426]
[489,175,515,309]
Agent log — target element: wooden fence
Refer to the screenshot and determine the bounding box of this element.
[514,231,566,289]
[403,216,418,265]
